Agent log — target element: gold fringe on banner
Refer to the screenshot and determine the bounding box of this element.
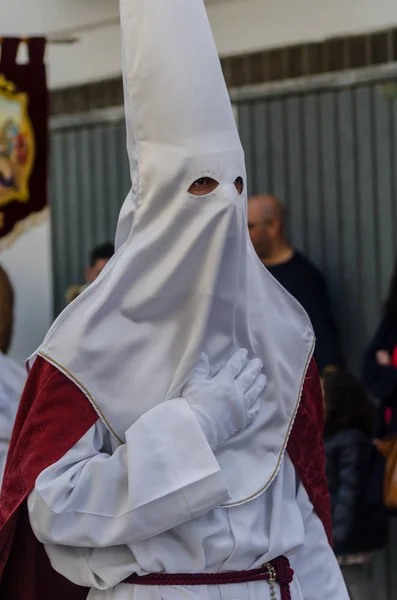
[0,207,49,253]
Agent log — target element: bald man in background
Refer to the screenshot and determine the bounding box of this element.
[248,195,344,373]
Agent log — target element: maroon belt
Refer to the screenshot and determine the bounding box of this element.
[124,556,293,600]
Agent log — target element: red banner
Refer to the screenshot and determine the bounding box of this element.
[0,37,48,247]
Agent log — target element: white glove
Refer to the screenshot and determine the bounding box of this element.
[183,349,267,451]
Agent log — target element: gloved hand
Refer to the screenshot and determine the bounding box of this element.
[183,348,267,451]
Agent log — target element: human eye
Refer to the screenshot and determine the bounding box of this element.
[188,177,219,196]
[234,176,244,195]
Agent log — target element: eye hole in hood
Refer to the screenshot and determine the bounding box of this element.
[188,176,244,196]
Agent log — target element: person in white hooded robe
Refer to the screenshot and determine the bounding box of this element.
[0,0,349,599]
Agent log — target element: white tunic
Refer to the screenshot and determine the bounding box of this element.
[28,398,349,600]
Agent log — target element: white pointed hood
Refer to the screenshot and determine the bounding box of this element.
[35,0,315,505]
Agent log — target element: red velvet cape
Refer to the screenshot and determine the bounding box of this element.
[0,356,330,599]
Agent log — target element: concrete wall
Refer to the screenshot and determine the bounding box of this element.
[0,220,52,364]
[3,0,397,88]
[209,0,397,56]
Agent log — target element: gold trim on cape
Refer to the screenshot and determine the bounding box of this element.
[39,336,316,504]
[37,351,123,445]
[220,337,316,507]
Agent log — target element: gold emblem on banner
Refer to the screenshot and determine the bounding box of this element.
[0,74,35,207]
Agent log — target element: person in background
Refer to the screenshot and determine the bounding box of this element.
[66,242,114,304]
[248,194,344,374]
[323,371,387,600]
[362,258,397,437]
[0,264,26,484]
[86,242,115,284]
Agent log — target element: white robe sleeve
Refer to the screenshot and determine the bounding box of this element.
[291,482,350,600]
[28,398,230,548]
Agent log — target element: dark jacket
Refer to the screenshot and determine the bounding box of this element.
[362,316,397,436]
[325,428,387,555]
[267,252,344,372]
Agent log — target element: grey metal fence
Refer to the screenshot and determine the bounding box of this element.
[50,68,397,369]
[50,109,129,314]
[232,69,397,599]
[234,68,397,373]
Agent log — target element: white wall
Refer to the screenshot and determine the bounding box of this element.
[0,218,52,365]
[2,0,397,88]
[209,0,397,56]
